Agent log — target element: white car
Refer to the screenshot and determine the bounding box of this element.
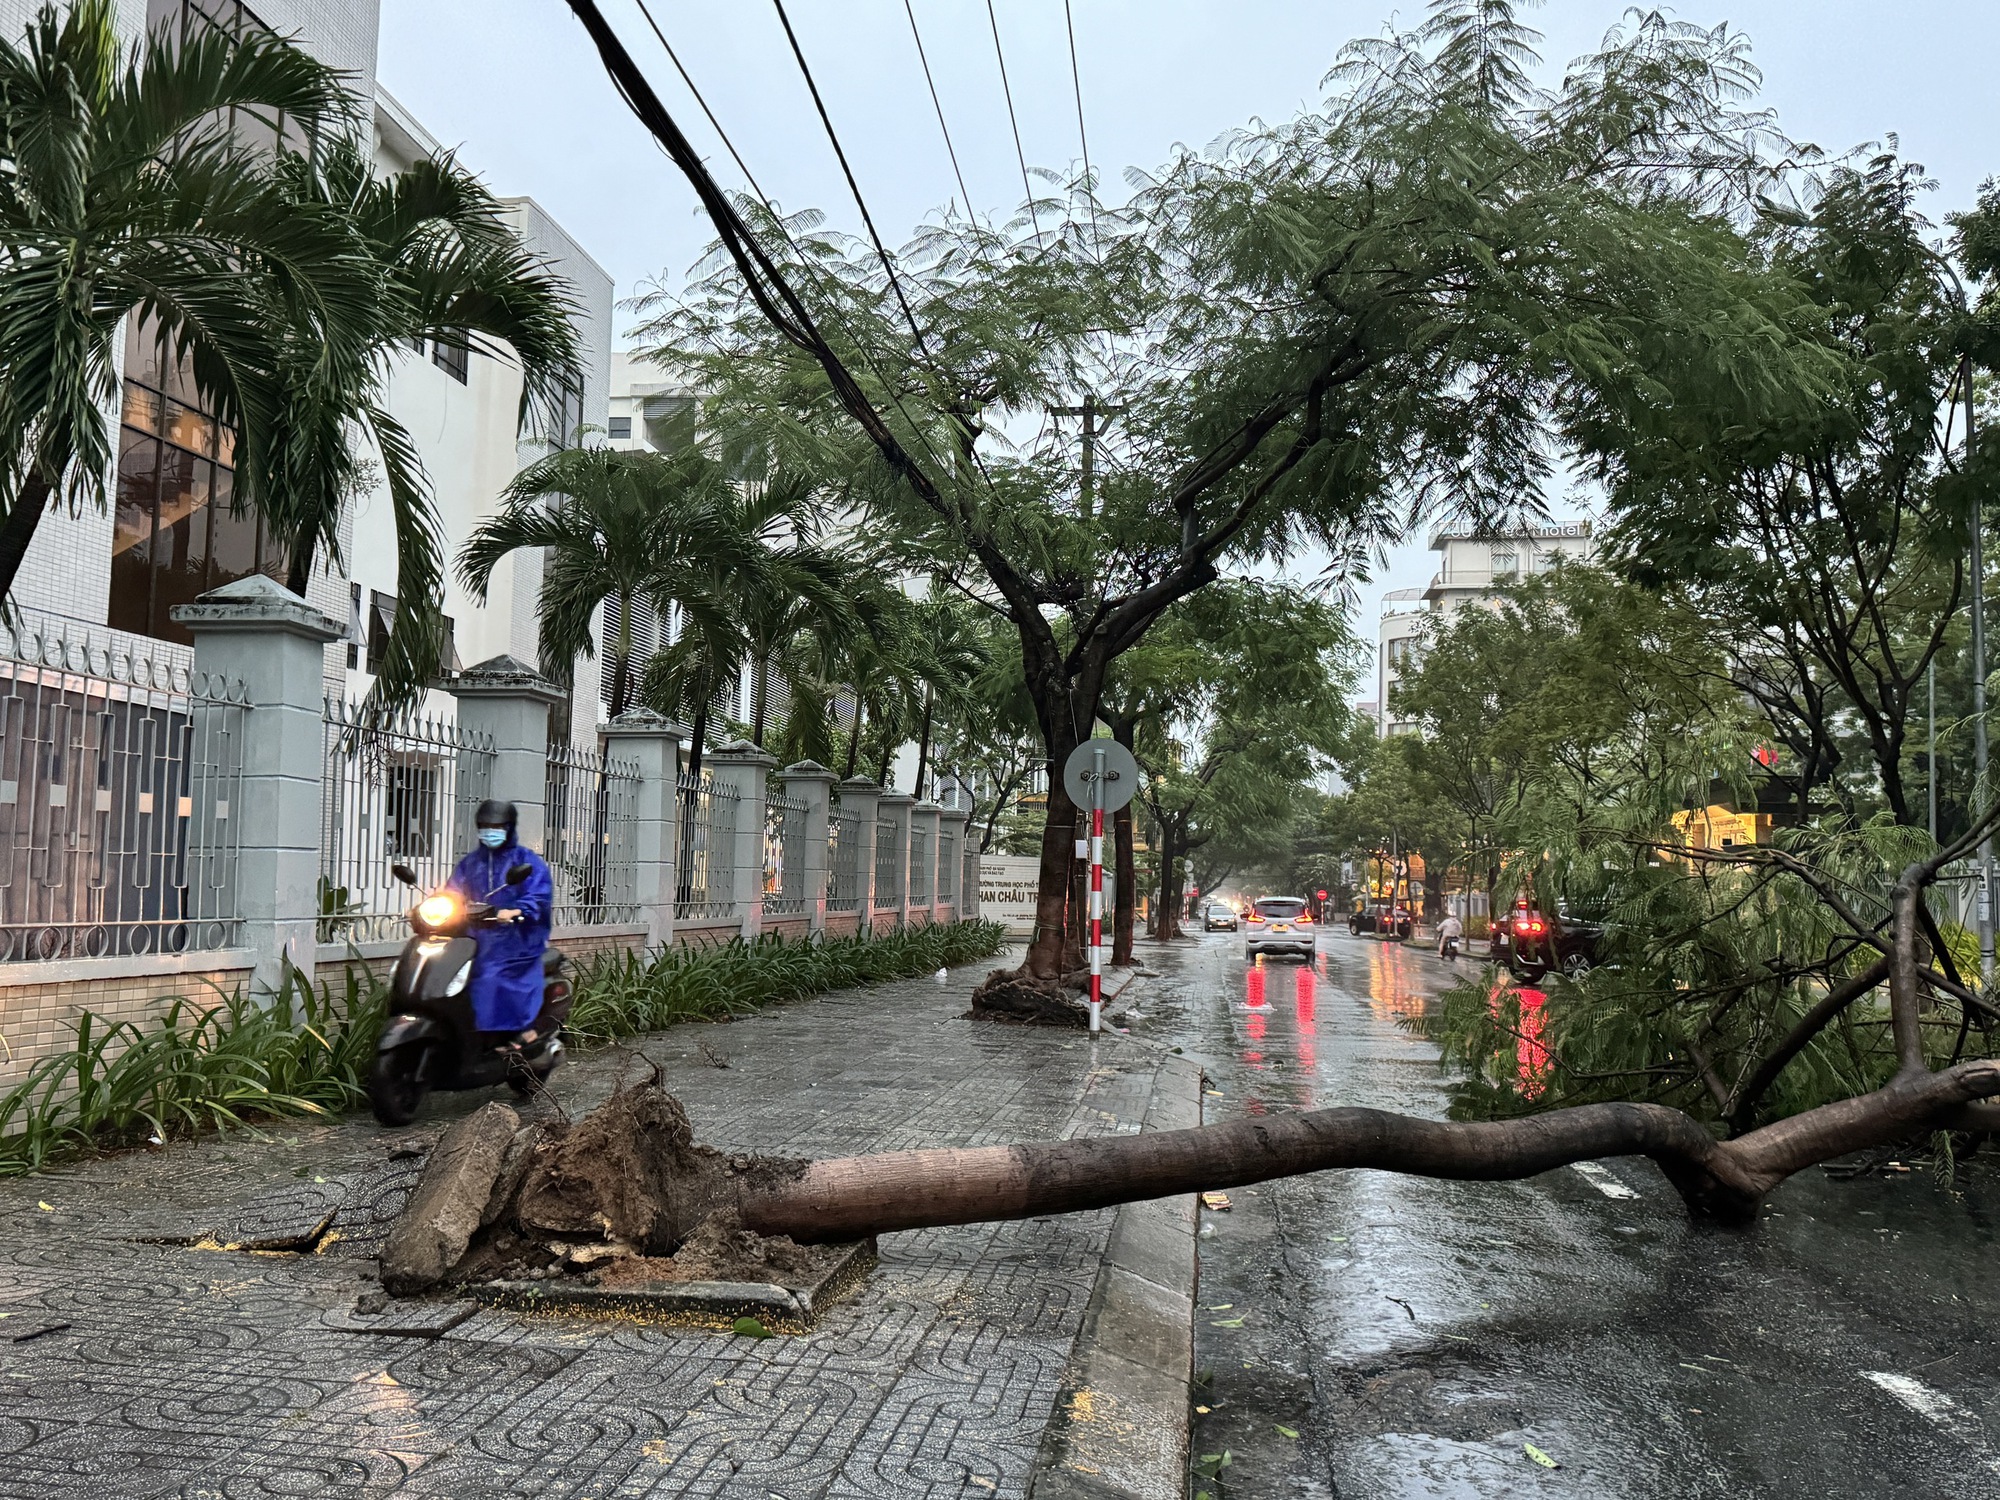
[1244,896,1317,959]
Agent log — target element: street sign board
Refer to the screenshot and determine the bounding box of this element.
[1061,739,1138,813]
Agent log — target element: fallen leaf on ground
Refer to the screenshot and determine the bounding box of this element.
[1210,1317,1246,1327]
[1201,1192,1233,1211]
[1524,1443,1560,1469]
[1205,1303,1233,1311]
[731,1317,772,1339]
[1276,1424,1300,1438]
[1195,1404,1211,1414]
[35,1202,52,1212]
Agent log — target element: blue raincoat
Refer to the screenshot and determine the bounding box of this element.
[447,833,555,1033]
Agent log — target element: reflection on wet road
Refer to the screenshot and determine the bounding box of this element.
[1140,930,2000,1499]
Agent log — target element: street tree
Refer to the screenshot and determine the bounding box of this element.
[583,0,1819,988]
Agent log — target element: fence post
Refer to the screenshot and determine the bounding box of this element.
[877,791,915,931]
[939,806,972,922]
[910,800,942,924]
[833,777,882,933]
[781,760,836,935]
[601,707,687,950]
[708,740,776,941]
[173,576,342,989]
[450,656,566,852]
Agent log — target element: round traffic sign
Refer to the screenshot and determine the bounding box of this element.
[1062,739,1139,812]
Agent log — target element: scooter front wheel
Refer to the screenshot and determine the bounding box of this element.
[368,1042,433,1126]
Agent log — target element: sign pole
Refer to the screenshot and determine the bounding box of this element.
[1089,744,1105,1034]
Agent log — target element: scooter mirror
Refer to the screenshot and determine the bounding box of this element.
[506,862,533,885]
[390,862,420,886]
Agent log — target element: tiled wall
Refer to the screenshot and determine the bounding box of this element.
[0,962,256,1089]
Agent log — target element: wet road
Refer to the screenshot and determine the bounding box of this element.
[1139,929,2000,1499]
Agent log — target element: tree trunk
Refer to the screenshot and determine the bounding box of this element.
[1113,800,1136,967]
[1024,772,1082,978]
[842,699,864,780]
[913,685,934,800]
[0,474,54,611]
[751,656,767,747]
[287,534,316,598]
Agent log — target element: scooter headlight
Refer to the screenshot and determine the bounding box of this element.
[443,959,473,997]
[416,893,458,929]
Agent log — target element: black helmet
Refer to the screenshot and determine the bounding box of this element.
[474,799,518,831]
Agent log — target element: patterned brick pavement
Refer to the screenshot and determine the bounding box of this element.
[0,965,1168,1499]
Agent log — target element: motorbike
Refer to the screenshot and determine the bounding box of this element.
[1438,932,1461,962]
[365,860,572,1127]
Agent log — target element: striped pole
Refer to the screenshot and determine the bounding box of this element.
[1088,746,1105,1033]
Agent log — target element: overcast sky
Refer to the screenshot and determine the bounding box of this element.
[378,1,2000,661]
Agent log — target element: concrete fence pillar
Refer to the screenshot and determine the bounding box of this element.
[174,576,343,990]
[450,656,567,853]
[600,707,687,949]
[708,740,777,940]
[833,777,882,932]
[910,801,942,920]
[939,807,972,919]
[877,791,915,930]
[780,760,836,934]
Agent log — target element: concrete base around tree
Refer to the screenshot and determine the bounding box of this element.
[0,958,1197,1499]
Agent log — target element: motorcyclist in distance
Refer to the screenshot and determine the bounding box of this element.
[1437,910,1464,961]
[448,799,555,1050]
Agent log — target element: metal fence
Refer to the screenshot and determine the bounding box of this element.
[908,825,931,908]
[963,846,979,918]
[874,816,902,913]
[675,771,739,921]
[0,618,248,961]
[763,787,807,917]
[937,826,956,906]
[320,698,495,944]
[827,807,863,913]
[545,742,642,926]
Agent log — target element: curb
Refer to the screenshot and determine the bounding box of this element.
[1029,1052,1202,1500]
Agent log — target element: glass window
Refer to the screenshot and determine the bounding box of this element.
[109,432,161,636]
[433,337,469,384]
[366,590,397,673]
[607,415,632,440]
[1492,551,1518,578]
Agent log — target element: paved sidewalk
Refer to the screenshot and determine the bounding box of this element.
[0,958,1182,1499]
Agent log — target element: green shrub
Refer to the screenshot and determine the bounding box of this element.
[566,919,1008,1043]
[0,961,384,1177]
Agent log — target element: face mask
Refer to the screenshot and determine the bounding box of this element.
[478,827,507,849]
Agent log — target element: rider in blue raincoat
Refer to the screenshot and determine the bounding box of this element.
[447,799,555,1041]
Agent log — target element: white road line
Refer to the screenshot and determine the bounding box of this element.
[1570,1161,1639,1199]
[1865,1371,2000,1474]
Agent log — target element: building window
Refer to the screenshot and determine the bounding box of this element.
[607,416,632,441]
[432,336,469,384]
[534,376,585,450]
[1492,551,1518,578]
[346,582,364,670]
[155,1,315,158]
[1386,637,1416,668]
[365,590,397,674]
[110,318,283,644]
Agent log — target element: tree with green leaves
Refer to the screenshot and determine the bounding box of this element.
[597,0,1819,985]
[0,0,360,606]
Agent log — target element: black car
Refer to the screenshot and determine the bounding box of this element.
[1501,906,1604,982]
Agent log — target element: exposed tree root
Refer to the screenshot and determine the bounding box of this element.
[966,968,1092,1028]
[386,1059,2000,1294]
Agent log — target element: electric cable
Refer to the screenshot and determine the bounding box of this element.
[1061,0,1100,250]
[902,0,977,226]
[632,0,775,212]
[770,0,930,353]
[984,0,1044,245]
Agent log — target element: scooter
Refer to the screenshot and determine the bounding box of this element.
[365,860,571,1127]
[1438,933,1461,962]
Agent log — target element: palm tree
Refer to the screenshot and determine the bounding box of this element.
[260,136,582,705]
[458,446,751,723]
[0,0,363,604]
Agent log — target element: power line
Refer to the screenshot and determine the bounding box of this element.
[1061,0,1099,247]
[632,0,775,212]
[983,0,1044,245]
[769,0,930,353]
[902,0,976,226]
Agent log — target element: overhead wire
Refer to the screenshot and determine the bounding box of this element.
[983,0,1044,246]
[632,0,776,211]
[1061,0,1100,252]
[901,0,977,230]
[769,0,931,354]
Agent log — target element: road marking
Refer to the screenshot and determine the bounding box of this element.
[1570,1162,1639,1199]
[1865,1372,2000,1473]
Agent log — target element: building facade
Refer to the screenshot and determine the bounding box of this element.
[5,0,616,741]
[1376,522,1595,735]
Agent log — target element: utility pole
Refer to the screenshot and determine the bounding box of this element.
[1969,358,1994,982]
[1050,393,1127,520]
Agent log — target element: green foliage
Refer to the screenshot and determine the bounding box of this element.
[0,963,385,1177]
[565,921,1007,1042]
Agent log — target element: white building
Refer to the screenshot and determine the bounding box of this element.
[4,0,615,744]
[1376,522,1595,735]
